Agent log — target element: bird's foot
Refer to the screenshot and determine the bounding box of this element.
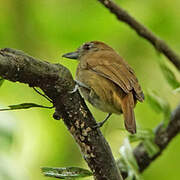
[69,84,79,93]
[75,80,90,89]
[93,121,106,129]
[33,87,53,103]
[93,113,112,129]
[69,80,91,94]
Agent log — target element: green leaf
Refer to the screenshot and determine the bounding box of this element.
[146,90,171,128]
[146,90,169,113]
[159,61,180,89]
[119,138,142,180]
[41,167,92,179]
[143,139,160,158]
[128,129,159,158]
[128,129,154,143]
[0,103,53,111]
[173,87,180,93]
[0,77,5,87]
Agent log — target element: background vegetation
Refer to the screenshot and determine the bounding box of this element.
[0,0,180,179]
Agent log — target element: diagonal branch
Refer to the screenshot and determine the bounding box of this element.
[0,48,122,180]
[0,47,179,179]
[98,0,180,177]
[117,104,180,178]
[98,0,180,70]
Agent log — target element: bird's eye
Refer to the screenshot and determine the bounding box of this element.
[83,43,92,50]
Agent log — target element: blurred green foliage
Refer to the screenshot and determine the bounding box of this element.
[0,0,180,179]
[0,78,4,87]
[159,60,180,89]
[119,138,141,180]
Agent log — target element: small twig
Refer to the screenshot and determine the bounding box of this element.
[0,103,54,111]
[117,104,180,178]
[98,0,180,70]
[33,87,53,103]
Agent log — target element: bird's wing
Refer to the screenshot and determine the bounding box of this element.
[87,56,144,102]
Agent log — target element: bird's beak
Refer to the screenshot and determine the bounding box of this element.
[62,51,79,60]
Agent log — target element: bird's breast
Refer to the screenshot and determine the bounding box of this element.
[76,67,124,114]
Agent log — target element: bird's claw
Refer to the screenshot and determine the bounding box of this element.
[75,80,90,90]
[69,80,90,94]
[69,84,79,94]
[93,113,112,129]
[93,122,104,129]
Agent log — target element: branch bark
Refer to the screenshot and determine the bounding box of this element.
[98,0,180,71]
[117,104,180,178]
[0,48,122,180]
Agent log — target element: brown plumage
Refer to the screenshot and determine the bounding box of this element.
[62,41,144,134]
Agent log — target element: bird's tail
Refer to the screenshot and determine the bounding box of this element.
[121,92,136,134]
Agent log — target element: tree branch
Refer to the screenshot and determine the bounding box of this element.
[117,104,180,178]
[98,0,180,70]
[98,0,180,177]
[0,48,123,180]
[1,48,179,180]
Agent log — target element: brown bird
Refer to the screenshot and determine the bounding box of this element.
[62,41,144,134]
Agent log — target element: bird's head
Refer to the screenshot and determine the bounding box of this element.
[62,41,113,60]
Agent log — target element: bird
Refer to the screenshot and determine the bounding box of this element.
[62,41,144,134]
